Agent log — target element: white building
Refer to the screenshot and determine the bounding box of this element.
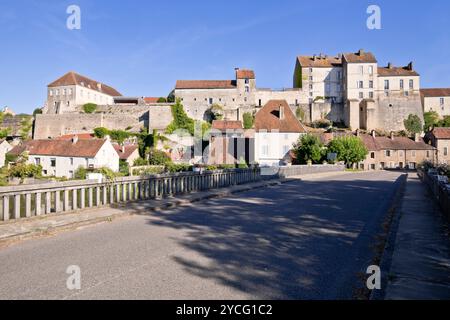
[421,88,450,118]
[8,136,119,178]
[254,100,307,166]
[0,139,13,167]
[44,71,122,114]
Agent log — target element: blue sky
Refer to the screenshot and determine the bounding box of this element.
[1,0,450,114]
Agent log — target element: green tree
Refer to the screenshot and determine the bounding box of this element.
[243,112,254,129]
[423,111,440,131]
[109,130,130,144]
[83,103,97,114]
[157,97,167,103]
[20,117,33,140]
[438,116,450,127]
[33,108,43,116]
[404,114,422,135]
[93,127,110,138]
[74,166,87,180]
[293,134,325,164]
[328,136,368,167]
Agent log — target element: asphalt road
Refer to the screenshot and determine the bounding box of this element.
[0,171,404,300]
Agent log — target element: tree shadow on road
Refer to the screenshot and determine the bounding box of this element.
[130,174,404,299]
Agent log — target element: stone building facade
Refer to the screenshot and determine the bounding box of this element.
[421,88,450,118]
[424,127,450,165]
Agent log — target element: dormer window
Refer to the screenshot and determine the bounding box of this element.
[245,78,249,84]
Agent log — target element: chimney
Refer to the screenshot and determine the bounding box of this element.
[371,130,376,138]
[358,49,364,56]
[279,105,285,120]
[72,135,79,144]
[388,62,393,69]
[407,62,413,71]
[390,131,395,140]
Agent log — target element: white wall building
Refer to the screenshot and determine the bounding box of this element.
[8,137,119,178]
[421,88,450,118]
[254,100,307,166]
[0,139,13,167]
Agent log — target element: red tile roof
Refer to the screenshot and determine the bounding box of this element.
[9,139,108,158]
[113,144,139,160]
[144,97,160,103]
[429,127,450,139]
[175,80,236,90]
[48,72,122,97]
[254,100,307,133]
[236,69,255,79]
[56,133,96,140]
[211,120,243,131]
[421,88,450,97]
[297,55,342,68]
[378,66,419,77]
[343,50,377,63]
[359,134,434,151]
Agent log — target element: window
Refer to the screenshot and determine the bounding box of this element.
[50,158,56,167]
[49,90,53,96]
[69,171,74,179]
[359,92,364,99]
[444,147,448,156]
[385,150,391,157]
[411,150,416,157]
[357,81,363,89]
[384,80,390,90]
[56,89,60,95]
[70,158,74,166]
[371,164,376,170]
[245,78,249,84]
[245,86,249,92]
[370,152,375,159]
[359,66,364,75]
[441,98,445,105]
[261,145,269,156]
[427,151,430,158]
[409,79,414,89]
[309,68,313,73]
[369,92,374,99]
[400,79,404,89]
[309,76,313,81]
[209,98,213,104]
[35,158,41,165]
[337,71,342,79]
[309,84,313,90]
[63,89,67,95]
[369,81,373,89]
[368,66,373,75]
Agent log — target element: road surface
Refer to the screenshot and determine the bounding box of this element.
[0,171,404,300]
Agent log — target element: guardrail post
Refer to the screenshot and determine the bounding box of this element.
[3,196,9,221]
[25,193,32,218]
[36,192,42,216]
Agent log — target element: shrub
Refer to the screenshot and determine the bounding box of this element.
[423,111,440,131]
[94,127,109,138]
[237,157,248,169]
[95,167,118,180]
[217,164,235,170]
[8,163,42,182]
[133,157,148,166]
[132,166,165,176]
[327,136,368,167]
[109,130,130,144]
[293,134,325,164]
[83,103,97,114]
[166,163,192,173]
[157,97,167,103]
[74,166,87,180]
[206,165,218,171]
[148,149,172,165]
[33,108,43,116]
[418,160,434,172]
[119,160,130,176]
[312,119,332,129]
[404,114,422,135]
[243,112,254,129]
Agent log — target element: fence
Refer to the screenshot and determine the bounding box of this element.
[418,169,450,221]
[0,164,345,222]
[0,168,262,222]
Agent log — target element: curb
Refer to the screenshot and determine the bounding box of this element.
[369,173,408,300]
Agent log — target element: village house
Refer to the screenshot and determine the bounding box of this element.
[113,144,140,166]
[421,88,450,118]
[0,139,13,167]
[358,131,436,170]
[8,136,119,178]
[254,100,307,166]
[208,120,247,165]
[424,127,450,164]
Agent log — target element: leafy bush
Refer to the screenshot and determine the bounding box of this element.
[217,164,235,170]
[109,130,130,144]
[418,160,434,172]
[83,103,97,114]
[157,97,167,103]
[166,163,192,173]
[293,134,325,164]
[95,167,119,180]
[148,149,172,166]
[8,163,42,181]
[132,166,165,176]
[312,119,332,129]
[33,108,43,116]
[119,160,130,176]
[237,157,248,169]
[404,114,422,135]
[74,166,87,180]
[133,157,148,166]
[166,99,195,135]
[327,136,368,166]
[94,127,109,138]
[423,111,440,131]
[243,112,254,129]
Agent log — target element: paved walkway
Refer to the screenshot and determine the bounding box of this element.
[384,174,450,299]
